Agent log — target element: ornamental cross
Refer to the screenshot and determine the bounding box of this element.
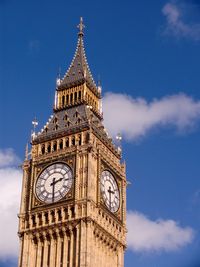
[77,17,85,35]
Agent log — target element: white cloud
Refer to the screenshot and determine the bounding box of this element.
[103,92,200,141]
[127,211,194,252]
[162,1,200,40]
[0,149,22,259]
[0,148,20,168]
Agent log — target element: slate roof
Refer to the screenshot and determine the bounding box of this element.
[32,104,120,158]
[34,105,90,141]
[58,31,98,93]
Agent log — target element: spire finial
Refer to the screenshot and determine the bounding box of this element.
[31,117,38,140]
[77,17,85,36]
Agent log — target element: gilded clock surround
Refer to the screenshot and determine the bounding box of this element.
[18,18,127,267]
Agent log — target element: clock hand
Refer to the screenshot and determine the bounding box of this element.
[50,177,56,203]
[50,177,64,203]
[50,177,63,186]
[107,186,114,210]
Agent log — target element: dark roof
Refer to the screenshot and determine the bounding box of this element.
[32,104,120,158]
[58,33,98,92]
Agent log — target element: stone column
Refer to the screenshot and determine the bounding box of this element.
[63,230,69,267]
[36,238,42,267]
[49,233,57,267]
[75,225,80,267]
[43,234,49,267]
[80,221,86,266]
[69,230,74,267]
[22,232,29,266]
[56,231,63,267]
[29,241,37,267]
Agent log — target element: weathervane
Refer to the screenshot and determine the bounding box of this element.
[77,17,85,36]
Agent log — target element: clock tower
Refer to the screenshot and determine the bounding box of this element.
[18,18,127,267]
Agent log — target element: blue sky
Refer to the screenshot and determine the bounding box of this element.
[0,0,200,266]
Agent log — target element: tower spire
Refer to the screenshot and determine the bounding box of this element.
[58,17,98,95]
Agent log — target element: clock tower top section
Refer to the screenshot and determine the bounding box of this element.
[54,17,101,115]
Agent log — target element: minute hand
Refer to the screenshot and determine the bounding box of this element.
[50,177,63,186]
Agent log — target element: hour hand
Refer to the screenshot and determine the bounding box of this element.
[57,177,63,183]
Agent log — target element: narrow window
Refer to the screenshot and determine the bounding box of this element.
[47,143,51,153]
[59,140,63,150]
[78,91,81,100]
[66,94,69,105]
[57,209,62,221]
[74,92,77,103]
[63,114,68,121]
[44,213,49,224]
[66,121,71,127]
[78,135,82,146]
[53,142,57,151]
[51,211,55,223]
[32,215,36,227]
[66,138,69,147]
[38,214,42,226]
[71,137,75,146]
[41,145,45,155]
[62,95,65,106]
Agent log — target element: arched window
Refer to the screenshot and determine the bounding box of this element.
[78,135,82,146]
[57,209,62,221]
[53,117,58,123]
[66,94,69,105]
[47,143,51,153]
[59,139,63,149]
[63,113,68,121]
[66,138,69,147]
[62,95,65,106]
[66,120,71,127]
[44,213,49,224]
[41,145,45,155]
[32,215,36,227]
[51,210,55,223]
[78,91,81,100]
[74,110,78,118]
[71,136,75,146]
[53,142,57,151]
[70,93,73,103]
[74,92,77,103]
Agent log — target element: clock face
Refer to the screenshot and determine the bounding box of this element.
[35,163,73,204]
[100,170,120,213]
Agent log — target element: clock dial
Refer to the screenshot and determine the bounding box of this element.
[35,163,73,204]
[100,170,120,213]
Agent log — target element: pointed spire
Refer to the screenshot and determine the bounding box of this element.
[58,18,98,95]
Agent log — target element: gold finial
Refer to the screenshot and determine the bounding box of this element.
[77,17,85,36]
